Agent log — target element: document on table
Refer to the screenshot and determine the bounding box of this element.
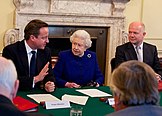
[27,94,60,103]
[62,94,89,105]
[76,89,112,97]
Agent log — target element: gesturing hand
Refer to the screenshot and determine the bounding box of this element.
[34,62,49,83]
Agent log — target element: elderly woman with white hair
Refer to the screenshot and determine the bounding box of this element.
[53,30,104,88]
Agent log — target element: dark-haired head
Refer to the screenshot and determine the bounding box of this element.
[24,19,48,40]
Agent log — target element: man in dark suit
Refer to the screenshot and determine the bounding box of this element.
[0,57,25,115]
[2,19,55,92]
[115,22,162,79]
[107,61,162,116]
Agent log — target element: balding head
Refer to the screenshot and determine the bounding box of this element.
[129,22,145,32]
[0,57,19,100]
[128,22,146,46]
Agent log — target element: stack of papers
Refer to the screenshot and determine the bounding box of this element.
[62,94,88,105]
[27,94,71,109]
[27,94,60,103]
[76,89,112,97]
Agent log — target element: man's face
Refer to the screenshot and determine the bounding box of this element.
[72,37,86,57]
[33,27,49,49]
[128,23,146,46]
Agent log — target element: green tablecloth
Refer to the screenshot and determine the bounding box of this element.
[159,92,162,106]
[17,86,114,116]
[17,86,162,116]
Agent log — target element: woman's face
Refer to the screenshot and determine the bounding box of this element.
[72,37,86,57]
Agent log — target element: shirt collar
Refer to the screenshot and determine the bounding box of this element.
[133,42,143,49]
[24,40,37,54]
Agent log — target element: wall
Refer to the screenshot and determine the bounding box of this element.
[124,0,162,57]
[142,0,162,56]
[124,0,143,30]
[0,0,15,52]
[1,0,162,56]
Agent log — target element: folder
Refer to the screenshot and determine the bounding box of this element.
[158,81,162,91]
[13,96,38,112]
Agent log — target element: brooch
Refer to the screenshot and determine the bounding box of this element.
[87,54,91,58]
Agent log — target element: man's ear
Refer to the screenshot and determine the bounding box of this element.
[143,32,146,36]
[30,35,36,41]
[12,80,19,99]
[114,94,122,111]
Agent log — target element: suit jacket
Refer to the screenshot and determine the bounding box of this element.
[106,105,162,116]
[115,42,162,75]
[2,40,55,90]
[0,95,28,116]
[53,50,104,87]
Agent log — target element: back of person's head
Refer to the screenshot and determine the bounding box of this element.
[70,30,92,49]
[24,19,48,40]
[0,57,18,100]
[111,60,159,107]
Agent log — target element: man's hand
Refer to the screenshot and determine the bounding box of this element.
[65,82,80,88]
[45,81,55,92]
[34,62,49,83]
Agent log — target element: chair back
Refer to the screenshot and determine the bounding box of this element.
[110,58,116,72]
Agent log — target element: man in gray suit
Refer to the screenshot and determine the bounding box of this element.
[115,22,162,79]
[107,60,162,116]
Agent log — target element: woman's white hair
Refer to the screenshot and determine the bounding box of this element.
[70,30,92,49]
[0,57,17,93]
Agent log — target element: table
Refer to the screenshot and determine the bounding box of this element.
[17,86,114,116]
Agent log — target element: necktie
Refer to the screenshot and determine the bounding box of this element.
[30,51,36,77]
[136,46,142,62]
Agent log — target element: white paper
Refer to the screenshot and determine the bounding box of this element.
[76,89,112,97]
[62,94,88,105]
[27,94,60,103]
[45,101,70,109]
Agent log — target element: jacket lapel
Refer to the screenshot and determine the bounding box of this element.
[126,42,138,60]
[143,42,147,62]
[36,50,44,73]
[19,40,29,74]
